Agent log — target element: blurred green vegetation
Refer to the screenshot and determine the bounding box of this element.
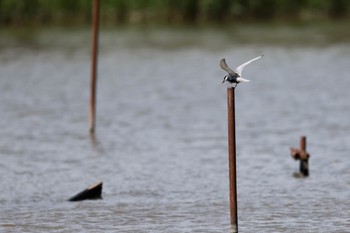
[0,0,349,26]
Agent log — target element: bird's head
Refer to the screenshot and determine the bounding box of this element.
[222,75,228,84]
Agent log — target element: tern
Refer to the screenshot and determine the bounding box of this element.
[220,55,263,87]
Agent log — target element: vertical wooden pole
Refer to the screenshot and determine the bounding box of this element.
[89,0,100,134]
[290,136,310,177]
[300,136,309,176]
[300,136,306,152]
[227,87,238,232]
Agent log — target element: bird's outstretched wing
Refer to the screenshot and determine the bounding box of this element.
[234,55,263,76]
[220,58,236,76]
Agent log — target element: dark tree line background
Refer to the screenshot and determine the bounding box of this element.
[0,0,349,26]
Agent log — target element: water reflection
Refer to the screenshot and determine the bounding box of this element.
[89,133,105,155]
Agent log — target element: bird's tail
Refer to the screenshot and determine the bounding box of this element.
[237,77,250,82]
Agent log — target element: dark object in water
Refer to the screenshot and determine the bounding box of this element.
[68,181,102,201]
[290,136,310,177]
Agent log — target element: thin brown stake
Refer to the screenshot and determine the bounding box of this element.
[89,0,100,134]
[227,87,238,232]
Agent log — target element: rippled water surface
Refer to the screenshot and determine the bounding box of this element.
[1,27,350,232]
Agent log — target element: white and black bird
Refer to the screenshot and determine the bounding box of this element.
[220,55,263,87]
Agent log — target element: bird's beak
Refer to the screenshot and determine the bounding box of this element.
[222,78,226,84]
